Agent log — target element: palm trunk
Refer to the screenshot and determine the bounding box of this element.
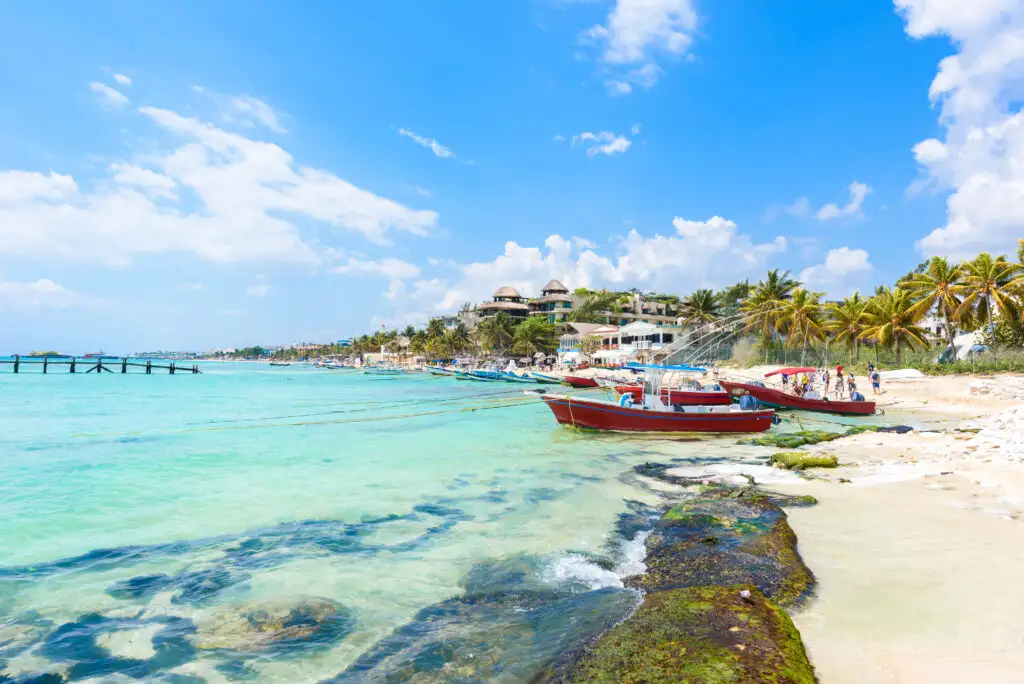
[895,337,901,365]
[946,310,957,361]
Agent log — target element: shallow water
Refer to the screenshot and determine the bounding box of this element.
[0,363,894,682]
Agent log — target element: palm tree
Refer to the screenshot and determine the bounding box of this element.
[1018,238,1024,266]
[476,312,516,354]
[773,288,824,362]
[955,253,1024,338]
[444,323,472,357]
[681,289,720,326]
[742,269,800,335]
[901,256,966,359]
[567,290,620,323]
[860,287,929,364]
[512,317,558,356]
[825,292,869,361]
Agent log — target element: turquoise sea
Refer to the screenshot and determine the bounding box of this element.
[0,363,887,682]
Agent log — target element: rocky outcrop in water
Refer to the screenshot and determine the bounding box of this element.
[548,584,816,683]
[194,597,355,654]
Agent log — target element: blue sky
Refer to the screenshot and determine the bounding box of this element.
[0,0,1018,353]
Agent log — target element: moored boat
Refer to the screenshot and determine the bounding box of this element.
[719,379,876,416]
[525,372,563,385]
[364,365,405,376]
[539,394,775,433]
[563,375,599,388]
[614,384,732,406]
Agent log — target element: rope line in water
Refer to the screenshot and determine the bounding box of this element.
[70,396,539,439]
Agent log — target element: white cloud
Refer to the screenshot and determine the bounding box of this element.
[108,163,177,198]
[333,257,421,280]
[0,278,87,309]
[0,106,439,265]
[895,0,1024,258]
[605,80,633,96]
[113,73,132,86]
[553,134,566,142]
[380,216,786,326]
[799,247,874,298]
[192,86,287,133]
[246,282,270,297]
[89,82,128,107]
[631,123,643,136]
[571,131,633,156]
[398,128,455,158]
[0,171,78,203]
[411,185,432,197]
[584,0,698,93]
[816,181,872,220]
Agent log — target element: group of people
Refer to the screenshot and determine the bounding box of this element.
[781,363,882,399]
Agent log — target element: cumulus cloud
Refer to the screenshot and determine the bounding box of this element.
[333,257,422,280]
[799,247,874,298]
[113,73,132,86]
[378,216,786,326]
[89,82,128,107]
[0,106,439,266]
[571,131,633,156]
[816,181,872,220]
[895,0,1024,258]
[398,128,455,158]
[583,0,698,93]
[0,278,89,309]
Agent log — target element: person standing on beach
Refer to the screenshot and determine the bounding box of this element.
[871,369,881,395]
[847,372,857,395]
[823,369,831,395]
[835,364,844,398]
[781,372,789,389]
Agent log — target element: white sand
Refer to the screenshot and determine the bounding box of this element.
[766,372,1024,683]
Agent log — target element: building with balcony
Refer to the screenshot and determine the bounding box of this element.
[474,286,531,321]
[529,279,576,323]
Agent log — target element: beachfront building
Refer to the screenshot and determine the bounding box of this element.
[529,279,576,324]
[473,286,532,322]
[557,323,618,364]
[591,321,681,365]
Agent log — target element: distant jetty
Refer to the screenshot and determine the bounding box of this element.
[1,355,202,374]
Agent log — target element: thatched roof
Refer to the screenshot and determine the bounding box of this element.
[532,293,572,304]
[542,279,569,294]
[493,286,523,299]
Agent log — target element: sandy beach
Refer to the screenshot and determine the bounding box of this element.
[762,372,1024,683]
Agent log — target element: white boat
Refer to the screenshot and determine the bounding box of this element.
[364,365,405,376]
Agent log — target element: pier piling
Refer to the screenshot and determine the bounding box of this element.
[0,356,200,375]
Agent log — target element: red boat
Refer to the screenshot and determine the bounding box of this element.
[614,385,731,406]
[719,380,876,416]
[563,375,599,388]
[539,394,775,433]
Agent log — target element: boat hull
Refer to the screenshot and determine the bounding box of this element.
[563,375,599,388]
[614,385,731,406]
[719,381,876,416]
[540,395,774,433]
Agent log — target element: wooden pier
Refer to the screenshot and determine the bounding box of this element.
[1,356,202,374]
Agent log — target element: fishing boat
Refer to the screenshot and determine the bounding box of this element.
[525,372,563,385]
[500,372,538,384]
[427,366,454,376]
[537,366,776,433]
[364,364,405,376]
[614,384,732,406]
[563,375,599,388]
[720,367,876,416]
[268,361,293,367]
[454,370,499,382]
[84,351,120,360]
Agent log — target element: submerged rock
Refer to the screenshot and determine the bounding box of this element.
[547,585,815,683]
[325,588,638,683]
[627,496,814,607]
[194,597,355,655]
[769,452,839,471]
[39,614,196,681]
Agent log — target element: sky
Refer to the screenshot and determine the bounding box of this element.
[0,0,1020,353]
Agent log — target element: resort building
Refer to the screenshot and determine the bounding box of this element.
[591,321,681,364]
[474,286,532,322]
[529,279,576,323]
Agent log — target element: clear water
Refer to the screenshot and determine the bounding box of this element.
[0,363,894,682]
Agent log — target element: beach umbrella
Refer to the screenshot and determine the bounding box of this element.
[533,351,546,359]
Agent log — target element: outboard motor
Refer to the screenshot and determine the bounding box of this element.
[850,391,865,402]
[738,394,762,411]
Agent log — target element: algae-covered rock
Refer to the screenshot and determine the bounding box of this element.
[628,497,814,607]
[548,585,815,684]
[769,452,839,471]
[194,596,354,654]
[740,430,847,449]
